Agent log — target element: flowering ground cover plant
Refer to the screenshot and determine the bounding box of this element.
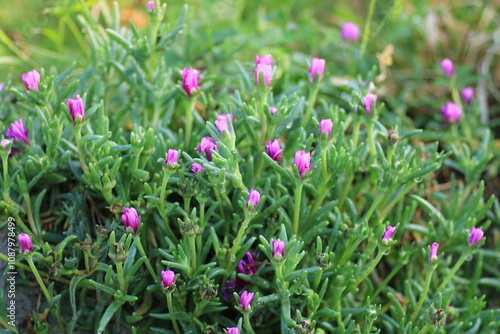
[1,0,500,333]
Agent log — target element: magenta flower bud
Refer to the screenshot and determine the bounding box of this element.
[237,252,257,275]
[319,119,333,138]
[179,67,199,97]
[18,233,33,253]
[294,150,311,179]
[161,270,175,287]
[248,189,261,210]
[5,119,30,146]
[165,149,179,168]
[195,137,218,161]
[272,239,285,259]
[341,22,360,42]
[0,83,4,91]
[255,63,273,87]
[147,1,155,10]
[461,87,474,105]
[430,242,439,263]
[363,93,378,116]
[269,107,277,115]
[309,57,326,82]
[21,70,40,91]
[266,139,282,162]
[469,227,484,247]
[239,291,254,311]
[215,114,233,135]
[227,327,240,334]
[1,139,11,150]
[382,225,396,242]
[441,102,462,123]
[67,95,85,125]
[122,207,140,234]
[191,163,205,175]
[255,54,273,66]
[440,59,454,77]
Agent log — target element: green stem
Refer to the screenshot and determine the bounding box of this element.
[372,262,404,299]
[23,193,39,237]
[134,236,158,281]
[84,251,90,273]
[2,153,10,200]
[184,99,195,152]
[166,291,181,334]
[115,261,126,293]
[243,313,256,334]
[434,253,467,295]
[351,117,361,149]
[73,124,88,173]
[293,183,304,236]
[354,247,386,286]
[367,118,376,160]
[302,80,321,128]
[258,90,268,144]
[226,216,252,272]
[378,182,415,221]
[360,0,378,59]
[336,297,345,332]
[188,236,197,274]
[410,266,436,321]
[159,169,178,243]
[27,256,66,333]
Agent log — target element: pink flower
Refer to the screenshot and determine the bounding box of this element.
[147,1,155,10]
[67,95,85,125]
[248,189,260,210]
[239,291,254,311]
[294,150,311,179]
[18,233,33,253]
[195,137,218,161]
[430,242,439,263]
[191,163,205,175]
[309,58,326,82]
[363,93,378,116]
[122,207,140,234]
[341,22,360,42]
[215,114,233,135]
[165,149,179,168]
[269,107,277,115]
[237,252,257,276]
[440,59,454,77]
[265,139,282,162]
[227,328,239,334]
[272,239,285,259]
[179,67,199,97]
[161,270,175,287]
[319,119,333,138]
[469,227,484,247]
[5,119,30,146]
[255,63,272,87]
[1,139,11,150]
[382,225,396,242]
[441,102,462,123]
[461,87,474,105]
[255,54,273,66]
[21,70,40,91]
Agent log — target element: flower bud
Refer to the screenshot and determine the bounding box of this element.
[161,270,175,287]
[363,93,378,116]
[382,225,396,242]
[122,207,140,234]
[239,291,254,311]
[215,114,233,135]
[441,102,462,123]
[440,59,454,77]
[179,67,199,97]
[191,163,205,175]
[5,119,30,146]
[247,189,260,210]
[147,1,155,10]
[21,70,40,91]
[430,242,439,263]
[18,233,33,253]
[269,107,277,115]
[272,239,285,259]
[461,87,474,105]
[341,22,360,42]
[309,58,326,82]
[255,63,272,87]
[227,327,240,334]
[195,137,218,161]
[294,150,311,179]
[1,139,11,150]
[165,149,179,168]
[319,119,333,138]
[266,139,282,162]
[255,54,273,66]
[469,227,484,247]
[67,95,85,125]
